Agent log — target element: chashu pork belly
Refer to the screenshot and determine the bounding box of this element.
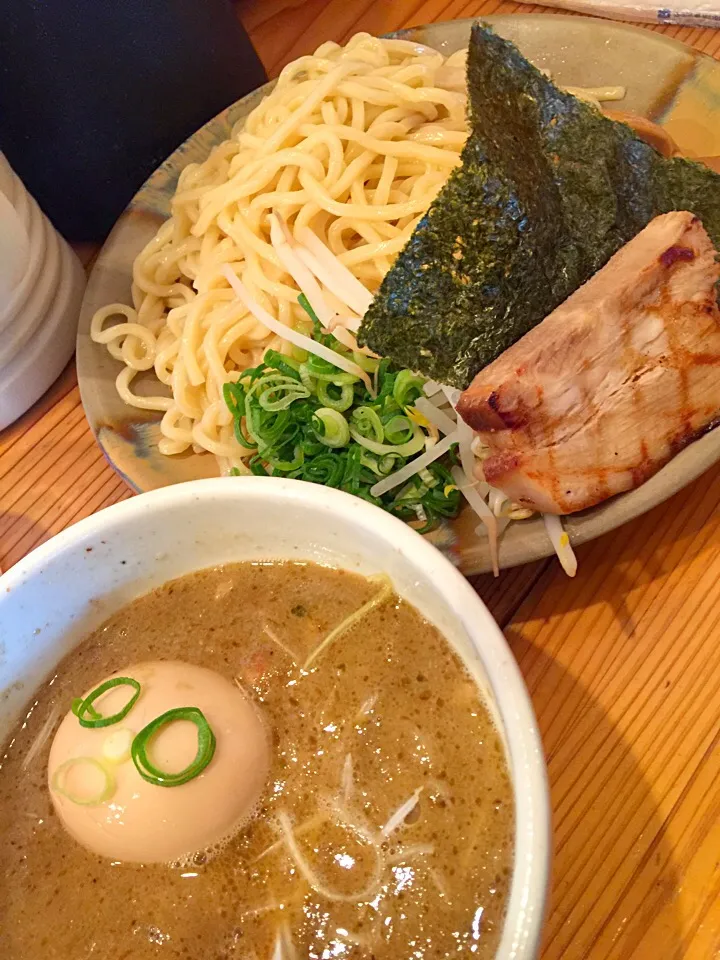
[456,211,720,515]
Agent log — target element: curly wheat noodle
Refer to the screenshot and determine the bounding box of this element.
[90,33,468,472]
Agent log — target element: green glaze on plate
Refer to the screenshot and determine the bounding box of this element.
[76,14,720,574]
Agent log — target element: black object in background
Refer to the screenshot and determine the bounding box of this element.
[0,0,267,242]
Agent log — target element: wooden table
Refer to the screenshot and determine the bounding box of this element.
[2,2,720,957]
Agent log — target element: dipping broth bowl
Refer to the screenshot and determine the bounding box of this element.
[0,477,550,958]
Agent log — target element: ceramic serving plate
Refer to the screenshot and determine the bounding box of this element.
[76,14,720,575]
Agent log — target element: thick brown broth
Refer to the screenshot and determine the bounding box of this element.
[0,561,514,959]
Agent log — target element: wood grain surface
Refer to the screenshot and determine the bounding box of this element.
[2,2,720,957]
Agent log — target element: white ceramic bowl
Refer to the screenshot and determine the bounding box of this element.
[0,477,550,958]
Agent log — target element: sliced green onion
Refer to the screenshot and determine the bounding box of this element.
[379,453,403,475]
[317,380,354,412]
[419,467,438,487]
[102,727,135,764]
[351,406,384,443]
[131,707,216,787]
[71,697,100,720]
[245,373,308,413]
[223,383,257,450]
[263,349,302,381]
[358,453,383,477]
[395,478,430,501]
[51,756,116,806]
[249,455,269,476]
[349,423,425,457]
[351,351,380,373]
[383,415,414,445]
[222,381,245,419]
[314,408,350,448]
[74,677,141,729]
[267,445,305,471]
[243,397,260,445]
[393,370,424,407]
[297,292,322,330]
[303,452,346,486]
[221,286,462,534]
[305,357,358,385]
[298,365,317,393]
[257,377,310,412]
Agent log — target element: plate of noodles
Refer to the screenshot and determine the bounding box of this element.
[77,14,720,576]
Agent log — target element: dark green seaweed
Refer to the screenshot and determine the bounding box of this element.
[358,23,720,388]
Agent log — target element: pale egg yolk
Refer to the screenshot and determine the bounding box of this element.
[48,661,270,863]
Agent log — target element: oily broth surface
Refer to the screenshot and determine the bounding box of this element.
[0,562,514,959]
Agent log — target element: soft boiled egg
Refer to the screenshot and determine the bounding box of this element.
[48,661,270,863]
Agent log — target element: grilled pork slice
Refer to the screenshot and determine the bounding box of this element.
[456,211,720,515]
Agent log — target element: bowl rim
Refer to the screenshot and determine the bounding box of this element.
[0,476,551,958]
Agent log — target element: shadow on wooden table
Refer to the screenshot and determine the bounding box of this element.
[506,636,684,959]
[506,458,720,640]
[0,359,133,573]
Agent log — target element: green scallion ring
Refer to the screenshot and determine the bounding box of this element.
[131,707,216,788]
[71,697,101,720]
[74,677,141,728]
[51,756,116,806]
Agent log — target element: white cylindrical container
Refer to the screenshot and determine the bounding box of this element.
[0,152,86,431]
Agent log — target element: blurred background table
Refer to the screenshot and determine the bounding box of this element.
[2,1,720,957]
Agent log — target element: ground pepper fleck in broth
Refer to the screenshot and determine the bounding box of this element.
[0,561,514,959]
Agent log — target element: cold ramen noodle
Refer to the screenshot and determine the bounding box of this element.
[0,561,514,959]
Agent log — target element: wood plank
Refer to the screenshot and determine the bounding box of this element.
[0,363,124,571]
[236,0,720,70]
[506,460,720,958]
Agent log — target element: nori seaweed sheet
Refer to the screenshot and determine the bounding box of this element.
[358,23,720,388]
